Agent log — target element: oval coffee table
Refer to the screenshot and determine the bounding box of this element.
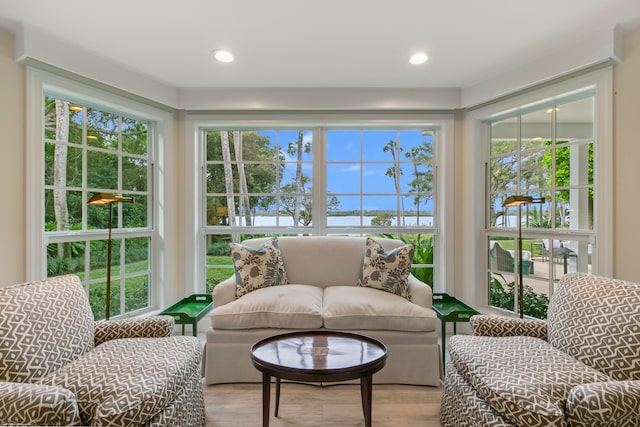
[250,330,387,427]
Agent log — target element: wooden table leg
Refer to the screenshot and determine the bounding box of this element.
[262,372,271,427]
[360,374,373,427]
[274,377,281,417]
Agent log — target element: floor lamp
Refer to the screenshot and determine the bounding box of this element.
[88,192,135,320]
[502,195,545,318]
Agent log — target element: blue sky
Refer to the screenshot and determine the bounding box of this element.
[258,129,434,212]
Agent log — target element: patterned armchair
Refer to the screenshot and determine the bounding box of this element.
[0,274,205,426]
[440,273,640,427]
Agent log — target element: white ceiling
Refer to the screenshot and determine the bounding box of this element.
[1,0,640,93]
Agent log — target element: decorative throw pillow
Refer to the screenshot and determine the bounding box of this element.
[358,237,414,299]
[230,236,289,298]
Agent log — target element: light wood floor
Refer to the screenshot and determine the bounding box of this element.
[203,382,443,426]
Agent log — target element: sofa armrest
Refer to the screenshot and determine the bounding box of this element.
[470,314,547,339]
[213,276,237,307]
[0,382,81,426]
[566,380,640,426]
[407,275,433,308]
[94,315,175,346]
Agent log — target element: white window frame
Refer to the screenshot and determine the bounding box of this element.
[26,68,178,315]
[458,68,613,311]
[184,113,455,294]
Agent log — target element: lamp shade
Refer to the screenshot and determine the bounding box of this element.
[502,195,534,207]
[88,192,135,205]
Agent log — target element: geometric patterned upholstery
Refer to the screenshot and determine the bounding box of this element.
[440,273,640,427]
[448,335,609,427]
[0,274,206,427]
[0,274,94,383]
[547,273,640,381]
[39,336,203,426]
[470,314,547,339]
[94,316,175,346]
[565,381,640,427]
[0,382,81,426]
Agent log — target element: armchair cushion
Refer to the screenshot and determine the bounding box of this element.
[449,334,609,427]
[0,274,94,383]
[230,236,289,298]
[470,314,547,339]
[358,237,413,299]
[323,286,437,331]
[39,336,202,426]
[0,382,80,426]
[565,380,640,427]
[211,284,323,329]
[94,315,175,346]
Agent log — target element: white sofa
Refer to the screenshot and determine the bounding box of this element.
[203,236,441,386]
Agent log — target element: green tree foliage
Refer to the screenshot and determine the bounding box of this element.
[489,273,549,319]
[205,131,282,224]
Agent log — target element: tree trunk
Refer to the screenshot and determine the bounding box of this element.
[54,100,70,258]
[293,131,304,226]
[220,132,239,240]
[232,131,252,226]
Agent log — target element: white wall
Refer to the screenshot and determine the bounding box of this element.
[613,28,640,282]
[0,27,25,286]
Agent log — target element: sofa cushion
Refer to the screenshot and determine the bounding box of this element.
[38,336,202,426]
[230,236,289,298]
[0,274,94,383]
[358,237,414,299]
[448,335,610,427]
[323,286,436,332]
[210,284,323,329]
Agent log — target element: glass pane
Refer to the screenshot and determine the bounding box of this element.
[281,130,313,162]
[490,155,517,191]
[327,163,360,194]
[89,280,108,321]
[363,164,396,193]
[401,196,433,227]
[123,195,147,228]
[400,130,434,164]
[47,241,86,276]
[281,163,312,190]
[87,150,118,189]
[206,197,229,226]
[363,195,397,220]
[363,130,398,161]
[121,118,148,155]
[122,157,147,192]
[556,188,592,230]
[68,105,84,145]
[557,97,593,143]
[327,130,360,161]
[88,203,120,231]
[521,108,551,150]
[205,234,235,294]
[520,149,549,190]
[490,117,518,155]
[87,109,119,149]
[125,274,149,313]
[331,196,361,218]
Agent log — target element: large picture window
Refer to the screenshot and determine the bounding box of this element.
[202,125,439,294]
[44,95,153,320]
[486,92,595,318]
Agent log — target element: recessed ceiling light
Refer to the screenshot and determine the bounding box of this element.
[409,52,428,65]
[212,49,234,63]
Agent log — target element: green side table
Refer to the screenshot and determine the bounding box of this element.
[432,293,480,367]
[160,294,213,336]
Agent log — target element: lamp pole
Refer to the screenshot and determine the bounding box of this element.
[516,204,524,318]
[502,195,545,319]
[105,202,113,320]
[88,193,134,320]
